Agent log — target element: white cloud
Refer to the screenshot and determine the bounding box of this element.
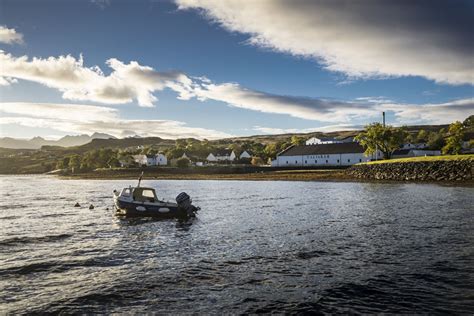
[0,26,24,44]
[382,98,474,125]
[253,124,364,135]
[90,0,111,10]
[192,82,377,122]
[0,102,118,122]
[0,102,232,139]
[0,51,192,107]
[252,126,316,135]
[177,0,474,85]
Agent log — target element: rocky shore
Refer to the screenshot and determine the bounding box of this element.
[346,159,473,182]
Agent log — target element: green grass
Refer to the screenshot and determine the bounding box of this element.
[360,154,474,165]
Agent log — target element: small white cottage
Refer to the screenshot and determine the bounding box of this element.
[206,149,236,162]
[133,153,167,166]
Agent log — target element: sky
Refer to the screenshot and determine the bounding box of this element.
[0,0,473,140]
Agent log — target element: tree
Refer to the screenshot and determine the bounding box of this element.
[176,157,190,168]
[291,135,305,146]
[251,157,264,166]
[68,154,81,172]
[355,123,408,159]
[229,143,243,157]
[264,143,278,160]
[405,133,415,144]
[107,157,121,168]
[175,139,187,149]
[277,141,291,152]
[144,147,158,156]
[165,147,185,160]
[427,131,445,150]
[463,115,474,129]
[56,159,65,170]
[442,121,464,155]
[416,129,428,143]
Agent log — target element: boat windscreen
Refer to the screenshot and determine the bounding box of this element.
[133,188,157,202]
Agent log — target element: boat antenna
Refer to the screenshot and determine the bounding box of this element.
[137,171,144,187]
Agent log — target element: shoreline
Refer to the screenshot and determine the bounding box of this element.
[60,169,352,182]
[55,169,474,186]
[1,171,472,186]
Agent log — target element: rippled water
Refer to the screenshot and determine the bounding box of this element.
[1,175,473,314]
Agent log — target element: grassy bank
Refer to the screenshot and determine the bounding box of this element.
[361,154,474,165]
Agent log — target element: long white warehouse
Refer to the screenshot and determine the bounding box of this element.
[272,142,380,167]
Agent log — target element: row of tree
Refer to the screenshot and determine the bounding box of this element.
[56,148,124,172]
[356,116,472,159]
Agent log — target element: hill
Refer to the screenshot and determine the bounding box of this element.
[220,124,449,144]
[0,133,116,149]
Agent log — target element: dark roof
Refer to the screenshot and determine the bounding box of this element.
[463,131,474,141]
[278,142,365,156]
[213,148,233,156]
[393,149,411,155]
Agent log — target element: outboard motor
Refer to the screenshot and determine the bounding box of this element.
[176,192,197,216]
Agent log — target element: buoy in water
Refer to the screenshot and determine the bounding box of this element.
[74,202,81,207]
[89,204,94,210]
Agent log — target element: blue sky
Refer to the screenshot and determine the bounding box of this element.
[0,0,473,139]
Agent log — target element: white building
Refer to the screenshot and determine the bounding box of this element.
[206,149,236,162]
[392,149,441,159]
[239,150,251,159]
[133,153,168,166]
[272,142,381,167]
[305,136,354,145]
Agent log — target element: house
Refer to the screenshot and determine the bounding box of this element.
[133,153,167,166]
[401,142,428,149]
[132,154,148,166]
[239,150,251,159]
[154,153,167,165]
[392,149,441,159]
[206,149,236,162]
[305,136,354,145]
[272,142,381,167]
[461,132,474,153]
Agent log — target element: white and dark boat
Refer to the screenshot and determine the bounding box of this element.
[113,173,199,219]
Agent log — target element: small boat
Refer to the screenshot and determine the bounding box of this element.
[113,173,199,219]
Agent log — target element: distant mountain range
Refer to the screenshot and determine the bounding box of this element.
[0,133,116,149]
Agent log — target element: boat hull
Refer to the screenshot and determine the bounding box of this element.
[114,198,195,219]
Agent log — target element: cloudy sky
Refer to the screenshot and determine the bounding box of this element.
[0,0,473,139]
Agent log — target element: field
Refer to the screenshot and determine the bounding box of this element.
[361,154,474,165]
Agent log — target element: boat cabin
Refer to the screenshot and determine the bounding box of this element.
[119,187,158,203]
